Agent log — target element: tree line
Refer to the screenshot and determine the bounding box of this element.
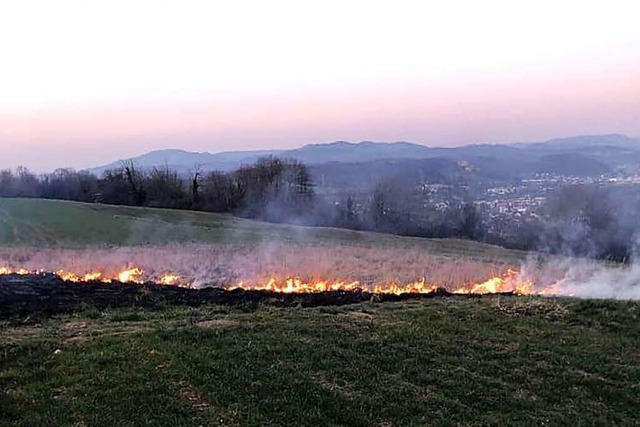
[0,158,315,222]
[0,157,635,261]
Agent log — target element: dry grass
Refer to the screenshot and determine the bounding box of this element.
[0,243,514,289]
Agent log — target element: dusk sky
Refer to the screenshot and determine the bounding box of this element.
[1,0,639,171]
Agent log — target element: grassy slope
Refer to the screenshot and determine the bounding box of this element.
[6,198,637,426]
[0,197,527,262]
[1,298,639,426]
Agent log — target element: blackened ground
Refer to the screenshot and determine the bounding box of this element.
[0,273,516,317]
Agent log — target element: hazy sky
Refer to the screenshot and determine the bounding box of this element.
[1,0,640,171]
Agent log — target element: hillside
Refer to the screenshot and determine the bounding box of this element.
[0,198,527,262]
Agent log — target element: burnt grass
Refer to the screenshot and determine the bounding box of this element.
[0,273,516,318]
[1,281,640,426]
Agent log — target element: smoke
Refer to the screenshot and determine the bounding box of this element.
[552,262,640,300]
[517,255,640,300]
[536,184,640,261]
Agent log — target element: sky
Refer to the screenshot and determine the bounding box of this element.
[1,0,640,171]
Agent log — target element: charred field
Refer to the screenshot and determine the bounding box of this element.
[1,198,640,426]
[0,273,522,318]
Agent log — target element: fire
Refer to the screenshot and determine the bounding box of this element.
[452,269,534,295]
[0,266,148,284]
[250,278,363,294]
[55,270,103,282]
[0,265,561,296]
[117,267,144,283]
[229,269,538,296]
[232,277,442,295]
[0,267,31,275]
[159,274,180,285]
[372,279,438,295]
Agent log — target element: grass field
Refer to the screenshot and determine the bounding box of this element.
[0,197,527,263]
[0,197,540,288]
[2,197,636,426]
[2,298,639,426]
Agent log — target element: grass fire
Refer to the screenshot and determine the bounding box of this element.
[2,190,640,427]
[0,264,551,297]
[4,4,640,422]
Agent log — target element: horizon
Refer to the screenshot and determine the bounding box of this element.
[3,132,640,173]
[2,1,640,170]
[23,132,640,173]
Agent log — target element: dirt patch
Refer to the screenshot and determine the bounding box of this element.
[59,321,88,343]
[515,388,538,401]
[0,325,44,344]
[173,380,210,414]
[312,373,360,398]
[196,318,240,328]
[65,324,154,343]
[342,311,374,320]
[171,380,240,426]
[60,321,87,338]
[493,299,568,319]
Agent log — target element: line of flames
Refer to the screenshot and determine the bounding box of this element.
[0,266,561,296]
[0,266,177,286]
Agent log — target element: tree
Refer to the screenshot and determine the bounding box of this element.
[145,165,186,208]
[14,166,39,198]
[0,169,15,197]
[100,169,134,205]
[190,166,202,209]
[459,203,483,240]
[201,171,236,212]
[122,162,146,206]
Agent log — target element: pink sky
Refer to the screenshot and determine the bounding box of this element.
[1,1,640,171]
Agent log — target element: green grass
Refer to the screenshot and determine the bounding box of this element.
[1,297,639,426]
[0,197,528,262]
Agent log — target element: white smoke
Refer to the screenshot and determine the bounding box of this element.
[554,262,640,300]
[519,256,640,300]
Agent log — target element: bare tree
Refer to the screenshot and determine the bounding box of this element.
[122,161,146,206]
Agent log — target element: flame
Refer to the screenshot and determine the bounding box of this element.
[372,279,439,295]
[0,266,148,285]
[55,270,103,282]
[251,278,363,294]
[0,267,31,275]
[159,274,180,285]
[231,277,438,295]
[117,268,144,283]
[232,270,536,296]
[453,269,535,295]
[0,265,563,296]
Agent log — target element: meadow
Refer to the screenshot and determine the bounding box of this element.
[1,197,637,426]
[2,298,639,426]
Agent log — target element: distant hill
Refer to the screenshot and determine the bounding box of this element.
[88,148,282,176]
[87,134,640,177]
[88,141,435,176]
[514,134,638,151]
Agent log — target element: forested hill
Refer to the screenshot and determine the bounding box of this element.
[87,134,640,176]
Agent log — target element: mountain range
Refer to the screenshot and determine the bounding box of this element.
[87,134,640,182]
